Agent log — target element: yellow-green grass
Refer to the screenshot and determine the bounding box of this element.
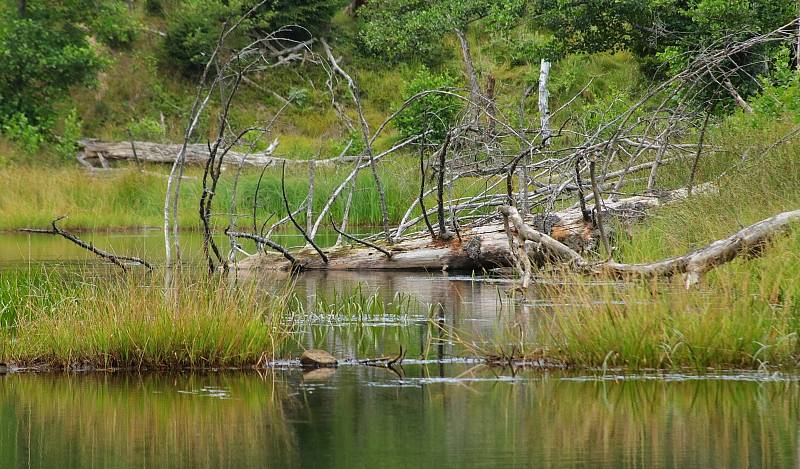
[0,160,418,231]
[506,115,800,370]
[0,269,295,369]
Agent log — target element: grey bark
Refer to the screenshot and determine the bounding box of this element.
[455,28,482,118]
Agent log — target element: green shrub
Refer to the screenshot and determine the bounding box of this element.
[164,0,345,75]
[91,1,140,48]
[128,117,166,142]
[54,109,83,161]
[164,1,230,75]
[1,114,46,154]
[0,3,104,126]
[394,68,462,143]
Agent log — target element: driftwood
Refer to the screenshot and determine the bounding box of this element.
[236,187,696,272]
[20,217,154,272]
[77,139,357,169]
[500,205,800,288]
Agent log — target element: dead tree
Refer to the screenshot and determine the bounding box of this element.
[322,39,392,243]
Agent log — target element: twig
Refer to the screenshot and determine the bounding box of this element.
[225,229,304,272]
[589,160,612,257]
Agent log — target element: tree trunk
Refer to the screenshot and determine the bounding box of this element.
[77,139,356,169]
[455,28,482,119]
[237,185,710,272]
[500,204,800,289]
[538,59,551,144]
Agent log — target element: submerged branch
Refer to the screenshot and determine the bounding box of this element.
[20,217,154,271]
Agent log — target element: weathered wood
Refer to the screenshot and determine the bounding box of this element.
[20,217,154,272]
[600,209,800,287]
[500,203,800,289]
[238,222,517,271]
[77,139,357,168]
[237,187,697,272]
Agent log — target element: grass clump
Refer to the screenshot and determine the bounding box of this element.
[523,115,800,370]
[0,270,294,369]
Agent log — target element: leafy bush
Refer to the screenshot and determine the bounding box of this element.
[287,87,311,107]
[128,117,166,141]
[534,0,797,107]
[91,1,140,48]
[1,114,46,154]
[164,1,230,75]
[0,3,104,126]
[54,109,83,161]
[394,68,462,143]
[165,0,345,75]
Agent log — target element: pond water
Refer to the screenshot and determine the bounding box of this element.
[2,232,800,468]
[2,368,799,468]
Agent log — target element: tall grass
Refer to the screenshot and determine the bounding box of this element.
[479,115,800,370]
[0,269,295,369]
[0,161,421,231]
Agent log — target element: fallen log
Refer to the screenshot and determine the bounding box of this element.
[500,205,800,288]
[236,186,702,272]
[77,139,359,168]
[236,225,513,271]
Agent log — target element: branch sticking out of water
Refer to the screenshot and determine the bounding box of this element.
[20,216,154,272]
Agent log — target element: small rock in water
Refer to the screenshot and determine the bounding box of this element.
[300,349,338,368]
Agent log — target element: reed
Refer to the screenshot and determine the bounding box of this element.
[0,269,296,369]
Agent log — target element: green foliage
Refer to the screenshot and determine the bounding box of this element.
[164,0,230,74]
[287,87,311,108]
[128,116,167,141]
[0,1,105,126]
[395,68,462,143]
[54,109,83,161]
[1,114,45,154]
[91,1,140,48]
[359,0,526,61]
[533,0,797,106]
[164,0,344,74]
[748,47,800,122]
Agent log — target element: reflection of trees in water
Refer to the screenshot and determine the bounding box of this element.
[0,373,298,468]
[1,372,798,468]
[291,373,800,468]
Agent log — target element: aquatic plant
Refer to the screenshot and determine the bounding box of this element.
[0,270,295,369]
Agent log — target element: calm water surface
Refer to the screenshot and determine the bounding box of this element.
[1,233,799,468]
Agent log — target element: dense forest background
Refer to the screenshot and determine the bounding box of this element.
[1,0,798,165]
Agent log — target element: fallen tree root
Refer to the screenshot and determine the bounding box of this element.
[20,217,154,271]
[499,205,800,288]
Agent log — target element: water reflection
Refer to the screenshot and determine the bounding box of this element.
[0,368,798,468]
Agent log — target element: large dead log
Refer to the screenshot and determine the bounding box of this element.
[236,224,513,271]
[501,204,800,288]
[236,186,701,272]
[77,139,358,168]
